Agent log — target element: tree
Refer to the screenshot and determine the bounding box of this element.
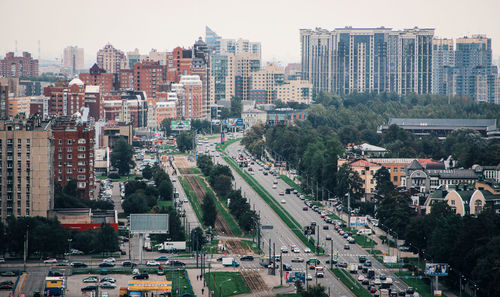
[191,227,206,252]
[142,165,153,180]
[374,167,395,197]
[160,118,173,136]
[95,223,119,254]
[111,137,135,176]
[230,96,242,117]
[122,193,150,214]
[211,175,232,198]
[158,179,173,201]
[300,284,328,297]
[335,163,363,200]
[177,131,194,152]
[202,193,217,227]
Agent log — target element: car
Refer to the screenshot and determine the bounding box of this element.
[344,244,350,250]
[281,199,286,204]
[358,256,367,263]
[83,276,99,283]
[240,255,254,261]
[155,256,169,261]
[71,262,88,268]
[323,225,329,230]
[364,261,372,267]
[100,282,116,289]
[373,279,381,285]
[0,281,13,289]
[293,247,300,253]
[326,236,332,240]
[120,250,126,255]
[103,257,116,263]
[122,261,136,267]
[291,257,304,263]
[133,273,149,280]
[362,279,370,285]
[325,259,337,264]
[167,260,186,267]
[282,264,292,271]
[406,287,415,294]
[81,285,98,292]
[337,262,348,268]
[48,270,64,277]
[304,248,311,253]
[100,277,116,283]
[0,258,5,263]
[279,192,284,196]
[369,286,378,293]
[44,258,57,264]
[343,233,349,239]
[216,257,223,262]
[306,274,313,280]
[146,260,160,266]
[303,207,308,211]
[99,262,115,268]
[379,274,387,281]
[358,275,365,281]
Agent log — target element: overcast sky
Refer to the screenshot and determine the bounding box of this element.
[2,0,500,67]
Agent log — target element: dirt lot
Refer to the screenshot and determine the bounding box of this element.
[173,155,195,169]
[66,273,167,297]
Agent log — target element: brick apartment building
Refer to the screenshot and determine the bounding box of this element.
[133,61,165,99]
[0,52,39,78]
[166,47,193,83]
[79,63,115,95]
[52,117,95,199]
[45,79,86,117]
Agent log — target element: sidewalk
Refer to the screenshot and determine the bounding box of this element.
[187,268,207,297]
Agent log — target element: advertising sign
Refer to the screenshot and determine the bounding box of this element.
[221,132,225,145]
[383,256,397,263]
[170,120,191,131]
[226,118,244,127]
[349,216,368,227]
[425,263,449,276]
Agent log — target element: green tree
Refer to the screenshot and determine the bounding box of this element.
[158,179,173,201]
[229,96,242,117]
[211,175,232,198]
[122,193,150,214]
[160,118,173,136]
[177,131,194,152]
[202,193,217,227]
[111,137,135,176]
[95,223,119,254]
[374,167,395,197]
[142,165,153,180]
[300,284,328,297]
[191,227,207,251]
[335,163,363,200]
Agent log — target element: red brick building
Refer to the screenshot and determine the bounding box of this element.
[52,117,95,199]
[0,52,39,78]
[44,79,86,117]
[133,61,165,99]
[166,47,193,83]
[79,64,115,95]
[119,69,134,90]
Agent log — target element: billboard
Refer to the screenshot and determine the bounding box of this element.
[170,120,191,131]
[226,118,243,127]
[383,256,397,263]
[425,263,449,276]
[130,214,169,234]
[349,216,368,227]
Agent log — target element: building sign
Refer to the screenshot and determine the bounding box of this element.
[170,120,191,131]
[225,118,243,127]
[349,216,368,227]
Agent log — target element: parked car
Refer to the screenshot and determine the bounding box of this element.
[291,257,304,263]
[240,255,254,261]
[44,258,57,264]
[122,261,136,267]
[100,277,116,283]
[71,262,88,268]
[133,273,149,280]
[167,260,186,267]
[99,262,115,268]
[100,282,116,289]
[103,257,116,263]
[146,260,160,266]
[81,286,98,292]
[155,256,169,261]
[0,271,16,277]
[304,248,311,253]
[282,264,293,271]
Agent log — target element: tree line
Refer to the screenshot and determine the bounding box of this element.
[197,155,258,232]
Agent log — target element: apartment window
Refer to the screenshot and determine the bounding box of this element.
[58,154,62,159]
[58,147,62,152]
[394,168,398,173]
[67,154,72,159]
[58,168,62,174]
[78,139,86,144]
[17,139,21,144]
[67,147,72,152]
[78,154,86,159]
[370,170,374,175]
[26,139,30,144]
[393,176,398,182]
[77,175,85,180]
[58,139,62,145]
[78,146,86,151]
[58,176,62,181]
[67,140,72,145]
[361,170,365,175]
[450,200,455,206]
[58,161,62,167]
[68,161,72,167]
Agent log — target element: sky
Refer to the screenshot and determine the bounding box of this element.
[1,0,500,67]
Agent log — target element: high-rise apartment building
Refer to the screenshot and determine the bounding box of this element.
[276,80,313,105]
[249,64,284,104]
[452,35,498,103]
[62,46,85,75]
[80,64,115,95]
[300,27,434,96]
[0,115,54,221]
[96,44,127,74]
[52,117,95,199]
[133,61,165,99]
[44,79,86,117]
[432,38,455,95]
[206,26,221,55]
[0,52,39,78]
[166,47,193,83]
[180,75,204,119]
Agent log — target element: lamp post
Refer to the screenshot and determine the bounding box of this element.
[219,278,232,297]
[67,238,72,263]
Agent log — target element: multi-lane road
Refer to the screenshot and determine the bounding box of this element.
[195,135,415,296]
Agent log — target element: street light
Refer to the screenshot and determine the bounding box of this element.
[219,278,232,297]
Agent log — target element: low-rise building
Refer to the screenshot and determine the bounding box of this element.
[266,108,306,126]
[242,108,267,128]
[49,208,118,231]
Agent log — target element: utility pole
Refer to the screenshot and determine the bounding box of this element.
[268,238,271,274]
[316,226,320,254]
[272,242,276,275]
[257,213,261,252]
[346,192,351,228]
[330,239,333,270]
[280,250,283,286]
[23,227,29,272]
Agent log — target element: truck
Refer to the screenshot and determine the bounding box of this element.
[157,241,187,253]
[222,257,240,267]
[315,266,324,278]
[143,240,152,252]
[356,228,373,235]
[379,288,390,297]
[367,269,375,279]
[380,277,393,289]
[348,263,357,274]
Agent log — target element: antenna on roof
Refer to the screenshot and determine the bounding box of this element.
[15,40,18,56]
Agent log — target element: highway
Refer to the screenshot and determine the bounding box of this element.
[220,139,414,294]
[195,135,356,297]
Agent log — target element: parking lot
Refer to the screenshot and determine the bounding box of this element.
[66,273,167,297]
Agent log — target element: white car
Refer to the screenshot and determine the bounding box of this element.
[281,199,286,204]
[293,247,300,253]
[306,274,313,280]
[357,275,365,281]
[146,260,160,266]
[103,257,116,263]
[304,248,311,253]
[272,184,277,189]
[44,258,57,264]
[280,246,288,253]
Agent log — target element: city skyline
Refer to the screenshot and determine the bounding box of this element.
[1,0,500,66]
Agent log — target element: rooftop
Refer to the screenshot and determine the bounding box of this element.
[387,118,497,131]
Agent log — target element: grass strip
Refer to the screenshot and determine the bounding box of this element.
[353,235,377,248]
[240,240,263,255]
[224,156,318,253]
[395,271,446,297]
[205,271,250,297]
[179,176,206,229]
[196,176,243,237]
[165,269,194,297]
[280,175,304,194]
[331,268,372,297]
